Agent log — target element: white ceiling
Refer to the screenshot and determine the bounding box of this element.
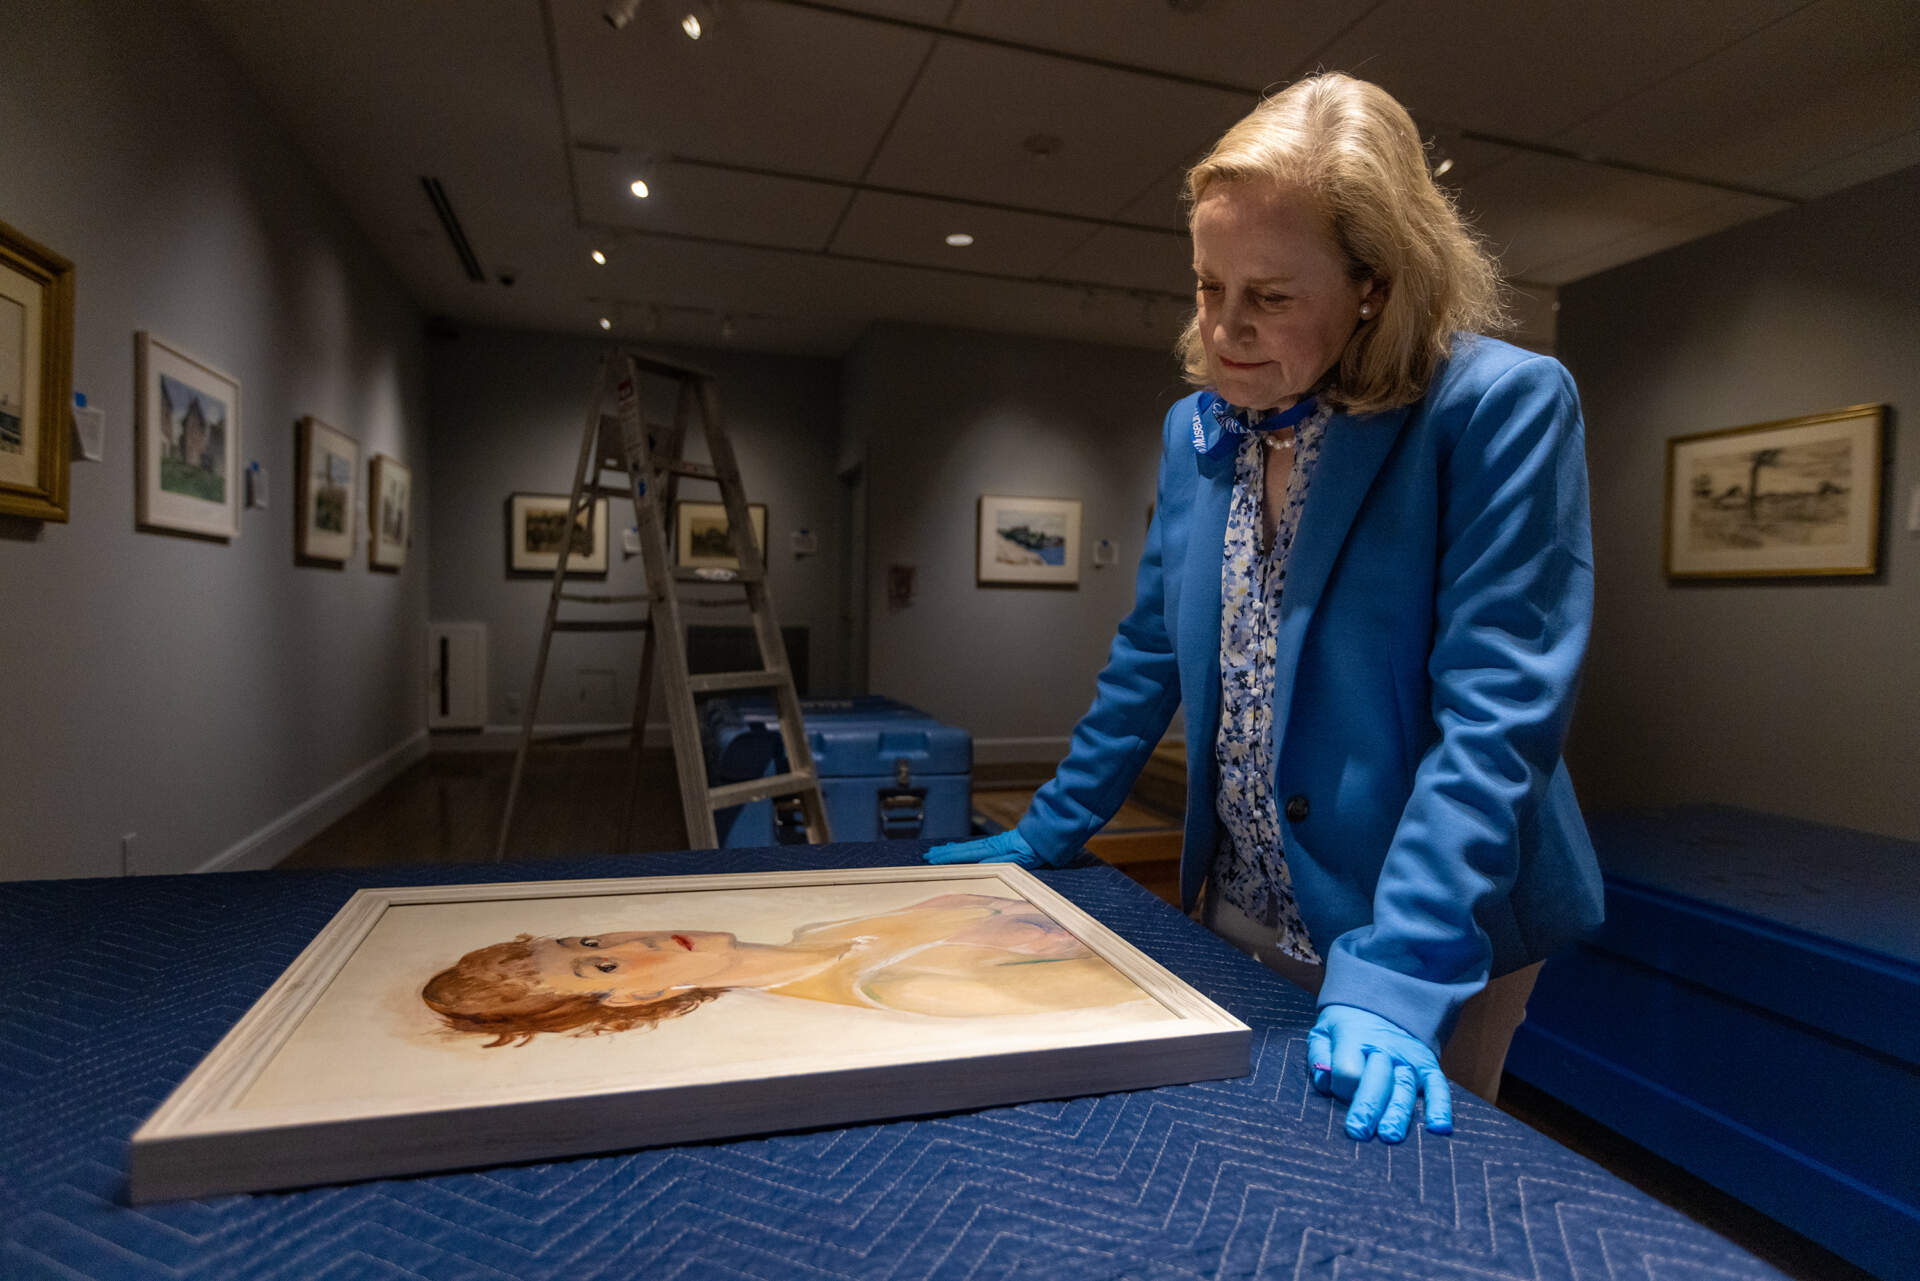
[186,0,1920,357]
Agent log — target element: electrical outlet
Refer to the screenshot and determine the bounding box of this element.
[121,832,137,877]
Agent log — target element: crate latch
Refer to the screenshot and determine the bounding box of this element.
[878,757,927,840]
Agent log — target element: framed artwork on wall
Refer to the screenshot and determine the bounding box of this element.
[977,494,1081,586]
[673,499,767,570]
[1664,404,1885,579]
[369,454,411,570]
[297,416,359,563]
[128,863,1248,1202]
[508,491,608,575]
[136,332,241,540]
[0,219,75,522]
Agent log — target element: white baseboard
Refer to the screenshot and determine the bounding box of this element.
[197,730,430,874]
[971,736,1070,766]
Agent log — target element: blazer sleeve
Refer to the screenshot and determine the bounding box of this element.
[1016,406,1188,861]
[1316,356,1596,1048]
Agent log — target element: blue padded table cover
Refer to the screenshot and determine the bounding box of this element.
[1,844,1788,1281]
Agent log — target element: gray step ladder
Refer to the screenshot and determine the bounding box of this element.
[492,349,831,859]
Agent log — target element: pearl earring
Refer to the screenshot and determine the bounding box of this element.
[1359,304,1372,318]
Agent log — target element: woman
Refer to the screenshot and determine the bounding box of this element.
[422,892,1149,1046]
[928,72,1602,1144]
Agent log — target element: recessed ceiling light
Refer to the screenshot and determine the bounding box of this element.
[630,179,650,199]
[681,13,703,38]
[945,232,974,247]
[599,317,612,330]
[591,249,607,265]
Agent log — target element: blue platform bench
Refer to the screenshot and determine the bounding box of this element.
[1506,805,1920,1281]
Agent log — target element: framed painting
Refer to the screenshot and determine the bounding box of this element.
[674,499,767,570]
[0,220,74,522]
[1665,404,1885,579]
[369,453,411,570]
[297,416,359,563]
[978,494,1081,586]
[136,332,241,539]
[508,491,608,575]
[128,864,1248,1202]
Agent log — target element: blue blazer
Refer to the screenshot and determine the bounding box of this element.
[1017,336,1603,1046]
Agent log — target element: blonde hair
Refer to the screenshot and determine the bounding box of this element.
[1177,72,1505,414]
[422,935,721,1048]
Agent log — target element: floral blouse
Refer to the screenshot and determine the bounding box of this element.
[1209,397,1331,962]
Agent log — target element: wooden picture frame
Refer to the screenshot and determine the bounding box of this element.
[136,332,241,539]
[368,453,411,570]
[0,220,74,522]
[297,416,359,563]
[1664,404,1885,579]
[978,494,1081,586]
[129,864,1248,1202]
[673,499,767,570]
[508,491,608,575]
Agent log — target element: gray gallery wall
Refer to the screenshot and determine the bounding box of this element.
[1559,162,1919,840]
[0,0,430,880]
[845,323,1188,762]
[426,325,846,733]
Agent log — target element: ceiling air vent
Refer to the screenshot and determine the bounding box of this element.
[420,176,485,283]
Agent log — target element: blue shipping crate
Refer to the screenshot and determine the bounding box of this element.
[702,695,972,846]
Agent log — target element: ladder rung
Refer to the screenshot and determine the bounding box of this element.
[661,460,719,481]
[672,566,762,584]
[558,592,649,604]
[687,669,787,694]
[709,770,820,810]
[552,618,653,633]
[587,483,633,499]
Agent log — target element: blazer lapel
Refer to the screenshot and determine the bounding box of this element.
[1269,407,1409,753]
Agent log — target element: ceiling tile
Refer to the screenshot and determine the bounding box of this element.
[1523,192,1790,285]
[552,0,934,178]
[1314,0,1804,139]
[575,150,851,249]
[1049,226,1193,296]
[864,38,1248,219]
[1553,0,1920,198]
[829,191,1096,278]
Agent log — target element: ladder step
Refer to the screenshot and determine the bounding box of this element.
[686,669,787,694]
[672,566,762,584]
[553,618,653,633]
[709,770,820,810]
[587,483,633,499]
[661,459,719,481]
[558,592,649,604]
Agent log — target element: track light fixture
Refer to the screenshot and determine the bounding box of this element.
[604,0,641,31]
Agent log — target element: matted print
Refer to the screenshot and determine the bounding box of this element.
[977,494,1081,586]
[508,491,608,575]
[369,454,411,570]
[674,499,767,570]
[136,332,241,539]
[0,220,74,521]
[297,416,358,563]
[1665,404,1885,578]
[130,865,1247,1202]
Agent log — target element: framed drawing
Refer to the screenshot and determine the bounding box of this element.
[129,864,1248,1202]
[136,332,241,539]
[369,453,411,570]
[508,491,608,575]
[297,416,359,563]
[1665,404,1885,579]
[0,220,74,522]
[978,494,1081,586]
[674,499,767,570]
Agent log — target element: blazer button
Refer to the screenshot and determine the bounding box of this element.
[1284,794,1310,823]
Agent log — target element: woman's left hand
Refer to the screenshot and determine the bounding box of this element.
[1308,1004,1453,1142]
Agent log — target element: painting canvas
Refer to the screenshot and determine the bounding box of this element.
[297,416,359,563]
[128,865,1247,1202]
[369,454,411,570]
[509,492,608,575]
[137,332,241,539]
[1665,404,1884,578]
[674,499,767,570]
[0,220,74,521]
[978,494,1081,586]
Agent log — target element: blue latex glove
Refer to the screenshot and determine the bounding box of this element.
[1308,1004,1453,1142]
[924,829,1051,868]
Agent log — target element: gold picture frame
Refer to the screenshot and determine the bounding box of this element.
[136,332,242,540]
[0,220,75,522]
[368,453,411,570]
[673,499,767,570]
[508,491,609,575]
[296,416,359,564]
[128,864,1248,1202]
[1664,404,1885,579]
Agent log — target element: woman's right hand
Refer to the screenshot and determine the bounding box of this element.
[924,829,1046,868]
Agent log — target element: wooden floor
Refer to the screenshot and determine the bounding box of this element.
[281,746,1867,1281]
